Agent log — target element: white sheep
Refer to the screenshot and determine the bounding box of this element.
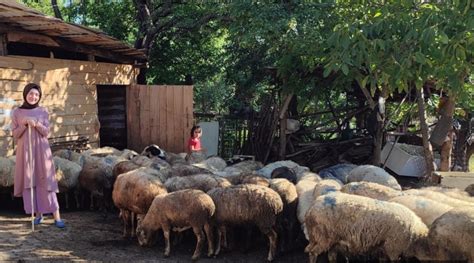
[53,156,82,209]
[389,195,452,226]
[192,156,227,173]
[82,146,122,157]
[207,184,283,261]
[341,181,402,201]
[295,175,319,225]
[112,167,168,238]
[229,160,264,173]
[404,189,474,208]
[423,186,474,203]
[0,156,15,188]
[304,192,428,262]
[411,207,474,262]
[53,149,85,167]
[297,171,321,183]
[164,173,231,192]
[136,189,215,260]
[347,165,402,190]
[311,179,342,198]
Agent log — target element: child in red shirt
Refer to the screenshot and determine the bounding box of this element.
[187,125,202,153]
[186,125,206,163]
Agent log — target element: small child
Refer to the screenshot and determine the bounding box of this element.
[187,125,203,153]
[186,125,206,163]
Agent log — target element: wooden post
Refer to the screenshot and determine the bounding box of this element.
[279,93,293,160]
[416,86,437,183]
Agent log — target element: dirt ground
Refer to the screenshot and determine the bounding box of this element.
[0,198,308,262]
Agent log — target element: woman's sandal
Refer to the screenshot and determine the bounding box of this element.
[54,219,65,228]
[33,217,43,225]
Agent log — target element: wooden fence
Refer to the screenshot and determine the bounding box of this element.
[126,85,194,154]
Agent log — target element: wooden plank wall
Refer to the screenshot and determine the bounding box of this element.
[0,55,138,156]
[127,85,194,154]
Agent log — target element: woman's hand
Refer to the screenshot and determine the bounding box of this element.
[26,118,37,127]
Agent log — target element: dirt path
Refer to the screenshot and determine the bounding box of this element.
[0,210,307,262]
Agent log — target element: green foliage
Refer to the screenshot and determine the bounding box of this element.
[19,1,474,117]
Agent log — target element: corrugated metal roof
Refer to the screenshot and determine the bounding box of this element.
[0,0,147,63]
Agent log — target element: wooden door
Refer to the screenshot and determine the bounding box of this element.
[126,85,193,154]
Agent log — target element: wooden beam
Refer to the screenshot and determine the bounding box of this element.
[0,25,145,63]
[7,31,59,47]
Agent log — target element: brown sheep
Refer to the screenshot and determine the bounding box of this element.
[112,167,167,238]
[207,184,283,261]
[136,189,215,260]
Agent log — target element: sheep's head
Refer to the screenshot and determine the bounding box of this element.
[141,144,166,160]
[136,224,157,247]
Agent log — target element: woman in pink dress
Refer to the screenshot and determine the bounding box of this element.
[12,83,65,228]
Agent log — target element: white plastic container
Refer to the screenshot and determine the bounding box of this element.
[380,142,426,177]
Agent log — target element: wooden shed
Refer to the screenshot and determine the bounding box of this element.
[0,1,193,156]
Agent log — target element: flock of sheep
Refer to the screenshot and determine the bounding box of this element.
[1,145,474,262]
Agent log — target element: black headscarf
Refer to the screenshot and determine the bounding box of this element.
[19,83,42,109]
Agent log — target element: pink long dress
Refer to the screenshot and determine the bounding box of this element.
[12,106,59,214]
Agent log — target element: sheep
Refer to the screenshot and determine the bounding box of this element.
[466,184,474,196]
[304,192,428,262]
[410,207,474,262]
[112,160,141,179]
[192,156,227,173]
[404,189,474,208]
[318,163,357,184]
[295,175,319,225]
[78,154,127,211]
[78,157,111,211]
[296,171,321,183]
[389,195,453,227]
[225,172,270,187]
[131,155,171,171]
[423,186,474,203]
[165,152,187,165]
[136,189,215,260]
[53,149,85,167]
[164,173,231,192]
[119,149,139,160]
[229,160,264,173]
[0,156,15,188]
[271,166,297,184]
[341,181,402,201]
[186,151,206,164]
[269,178,298,253]
[53,156,82,209]
[112,167,168,238]
[257,160,309,179]
[82,146,122,157]
[207,184,283,261]
[141,144,166,159]
[168,163,212,177]
[347,165,402,190]
[312,179,342,198]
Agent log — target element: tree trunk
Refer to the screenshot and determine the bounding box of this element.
[454,119,469,171]
[372,114,383,165]
[51,0,63,20]
[439,130,454,171]
[416,86,437,182]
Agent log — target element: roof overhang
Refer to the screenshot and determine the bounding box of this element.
[0,0,147,65]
